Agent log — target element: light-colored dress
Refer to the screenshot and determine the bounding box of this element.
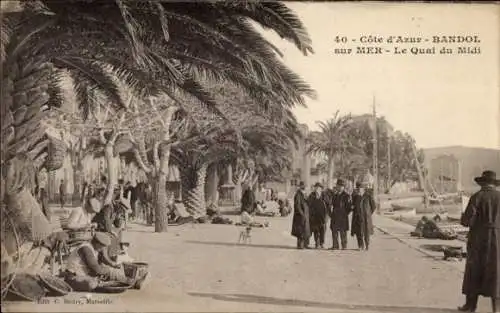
[66,207,94,229]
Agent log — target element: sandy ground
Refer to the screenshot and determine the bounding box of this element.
[2,213,492,313]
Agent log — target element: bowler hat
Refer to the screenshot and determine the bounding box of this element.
[313,182,323,188]
[336,179,345,186]
[474,170,500,186]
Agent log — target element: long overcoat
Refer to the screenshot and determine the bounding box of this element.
[308,192,328,231]
[330,191,352,231]
[292,190,311,239]
[351,192,376,237]
[460,186,500,298]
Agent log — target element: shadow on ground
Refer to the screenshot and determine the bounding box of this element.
[188,292,459,313]
[420,244,462,253]
[186,240,297,250]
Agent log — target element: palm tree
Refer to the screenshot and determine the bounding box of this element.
[2,1,316,233]
[307,111,358,189]
[169,82,301,217]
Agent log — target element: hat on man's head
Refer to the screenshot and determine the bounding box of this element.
[298,181,306,188]
[313,182,323,188]
[336,179,345,186]
[93,232,111,246]
[474,170,500,186]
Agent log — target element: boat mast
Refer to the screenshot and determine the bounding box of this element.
[372,96,379,213]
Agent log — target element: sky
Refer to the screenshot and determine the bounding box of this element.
[261,2,500,150]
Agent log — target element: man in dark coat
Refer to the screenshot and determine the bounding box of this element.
[330,179,352,250]
[351,182,376,250]
[308,182,329,248]
[292,181,311,249]
[458,170,500,313]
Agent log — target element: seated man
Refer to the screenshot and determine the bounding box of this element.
[92,200,124,259]
[63,232,133,292]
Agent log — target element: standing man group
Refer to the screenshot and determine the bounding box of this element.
[292,179,376,251]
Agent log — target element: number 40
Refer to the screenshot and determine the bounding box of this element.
[335,36,347,43]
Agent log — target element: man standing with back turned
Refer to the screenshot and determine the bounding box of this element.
[458,170,500,313]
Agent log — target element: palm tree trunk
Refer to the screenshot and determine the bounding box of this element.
[153,145,171,232]
[205,164,219,208]
[104,144,118,205]
[181,164,208,218]
[327,155,335,189]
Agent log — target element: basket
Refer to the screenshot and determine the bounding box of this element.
[67,228,94,243]
[45,136,67,172]
[94,281,130,294]
[7,273,46,301]
[123,262,149,280]
[37,274,72,297]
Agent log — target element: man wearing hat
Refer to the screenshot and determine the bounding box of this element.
[351,182,376,251]
[291,181,311,249]
[458,170,500,312]
[308,182,329,248]
[64,232,131,291]
[330,179,352,250]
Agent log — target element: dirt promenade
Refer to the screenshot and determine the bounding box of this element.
[2,213,491,312]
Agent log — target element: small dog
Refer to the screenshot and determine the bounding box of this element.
[238,226,252,244]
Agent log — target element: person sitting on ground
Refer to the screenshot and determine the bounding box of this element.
[63,232,134,292]
[66,196,101,230]
[411,215,457,240]
[168,199,194,225]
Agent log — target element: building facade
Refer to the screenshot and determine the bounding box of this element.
[423,146,500,193]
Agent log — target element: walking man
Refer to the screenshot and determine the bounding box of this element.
[351,182,376,251]
[37,168,48,216]
[292,181,311,249]
[458,170,500,313]
[330,179,351,250]
[59,179,66,209]
[308,182,328,249]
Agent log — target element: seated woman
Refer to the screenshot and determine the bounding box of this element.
[66,197,101,230]
[168,199,194,225]
[63,232,133,292]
